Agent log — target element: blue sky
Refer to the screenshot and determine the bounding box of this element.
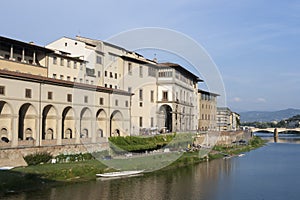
[1,0,300,112]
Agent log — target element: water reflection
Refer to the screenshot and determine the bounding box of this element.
[254,132,300,144]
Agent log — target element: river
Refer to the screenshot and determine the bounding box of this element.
[3,135,300,200]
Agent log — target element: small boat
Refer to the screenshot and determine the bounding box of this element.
[238,154,245,157]
[223,155,232,160]
[96,170,144,178]
[0,166,14,170]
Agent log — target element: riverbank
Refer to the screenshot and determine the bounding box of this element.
[0,136,266,196]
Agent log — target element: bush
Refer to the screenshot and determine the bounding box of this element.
[24,152,53,166]
[55,153,94,163]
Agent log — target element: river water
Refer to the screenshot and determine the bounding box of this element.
[3,136,300,200]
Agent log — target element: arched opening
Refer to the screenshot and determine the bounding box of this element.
[110,110,123,137]
[65,128,72,139]
[158,105,172,133]
[81,128,88,138]
[97,129,103,137]
[46,128,54,140]
[62,107,75,139]
[42,105,57,140]
[0,101,13,141]
[80,107,92,139]
[96,109,107,137]
[18,103,37,140]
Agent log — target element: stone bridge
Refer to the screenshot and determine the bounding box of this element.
[250,127,300,133]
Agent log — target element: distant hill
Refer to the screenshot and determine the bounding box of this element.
[240,108,300,122]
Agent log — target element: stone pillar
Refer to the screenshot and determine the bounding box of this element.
[11,115,18,147]
[274,128,278,143]
[57,117,62,145]
[9,45,13,60]
[33,51,36,65]
[21,48,25,62]
[35,116,40,147]
[91,119,96,143]
[75,118,80,144]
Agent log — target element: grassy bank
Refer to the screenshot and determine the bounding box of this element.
[0,136,266,196]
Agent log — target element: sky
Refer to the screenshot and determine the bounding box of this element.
[1,0,300,112]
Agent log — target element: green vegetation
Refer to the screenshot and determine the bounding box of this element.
[212,136,266,156]
[55,153,94,163]
[108,133,195,153]
[24,152,53,166]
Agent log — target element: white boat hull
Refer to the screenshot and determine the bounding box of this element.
[96,170,144,178]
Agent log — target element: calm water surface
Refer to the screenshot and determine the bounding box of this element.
[3,137,300,200]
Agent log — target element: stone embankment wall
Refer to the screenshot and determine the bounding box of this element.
[0,143,108,168]
[216,131,245,145]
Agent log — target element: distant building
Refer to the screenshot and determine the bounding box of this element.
[198,89,219,131]
[217,107,240,131]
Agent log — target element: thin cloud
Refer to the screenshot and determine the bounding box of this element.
[232,97,242,102]
[256,98,266,103]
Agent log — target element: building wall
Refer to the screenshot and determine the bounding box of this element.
[198,91,218,131]
[0,72,131,149]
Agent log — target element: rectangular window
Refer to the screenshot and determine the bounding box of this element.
[53,57,57,65]
[128,63,132,75]
[139,117,143,127]
[53,74,57,79]
[99,97,104,105]
[110,72,113,78]
[96,56,102,64]
[104,84,107,87]
[162,91,168,101]
[0,86,5,95]
[84,96,88,103]
[25,89,31,98]
[151,117,154,127]
[60,58,64,66]
[80,62,83,70]
[139,89,143,101]
[150,90,154,102]
[67,60,71,68]
[115,99,118,106]
[74,61,77,69]
[125,100,129,107]
[128,87,132,93]
[115,73,117,79]
[47,91,53,100]
[139,102,143,107]
[67,94,72,102]
[105,71,107,77]
[139,66,143,77]
[98,71,101,77]
[115,85,117,89]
